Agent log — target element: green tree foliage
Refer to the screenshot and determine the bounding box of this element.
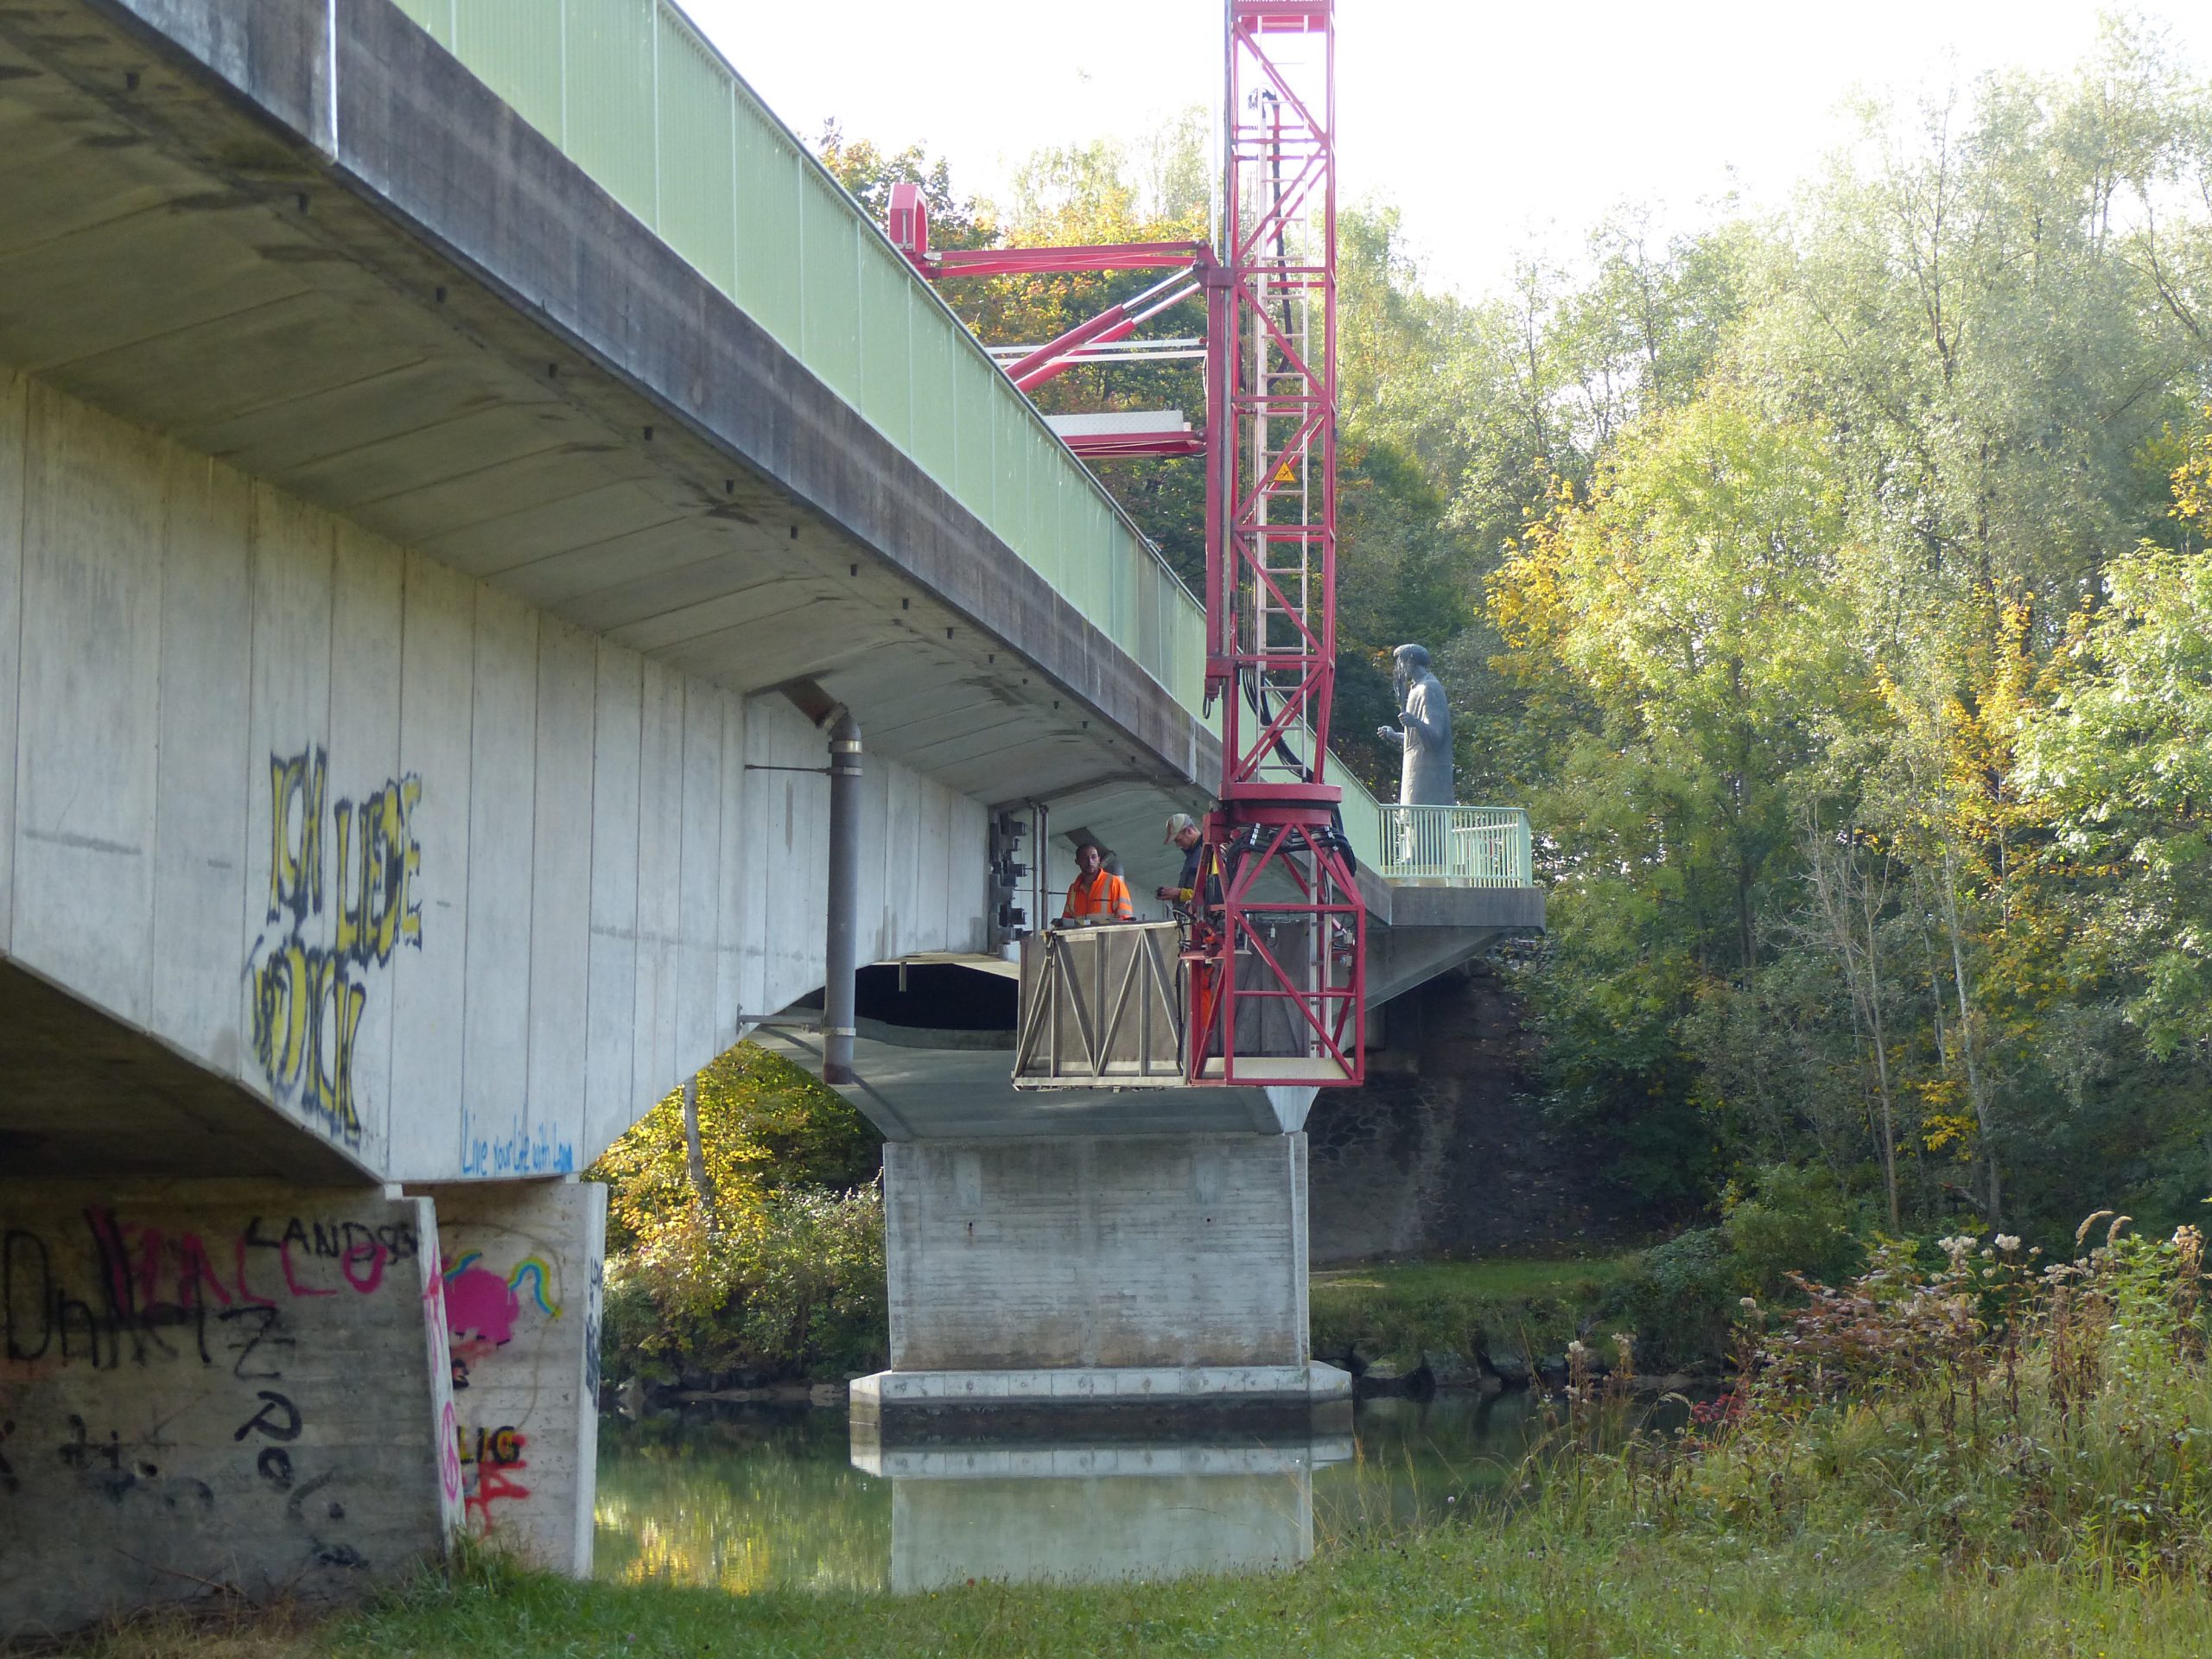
[2022,421,2212,1068]
[1487,29,2212,1236]
[809,26,2212,1242]
[590,1045,885,1387]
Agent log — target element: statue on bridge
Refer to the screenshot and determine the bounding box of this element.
[1377,643,1453,807]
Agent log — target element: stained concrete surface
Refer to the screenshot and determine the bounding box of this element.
[882,1135,1311,1373]
[1306,966,1613,1266]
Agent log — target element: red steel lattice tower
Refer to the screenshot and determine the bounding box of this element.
[887,0,1363,1088]
[1191,0,1361,1086]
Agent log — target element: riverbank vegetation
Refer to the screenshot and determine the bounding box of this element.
[1311,1254,1632,1380]
[592,1046,886,1393]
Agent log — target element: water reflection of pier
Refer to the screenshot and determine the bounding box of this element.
[850,1433,1354,1592]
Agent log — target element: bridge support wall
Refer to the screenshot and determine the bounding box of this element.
[418,1179,605,1573]
[0,1180,461,1641]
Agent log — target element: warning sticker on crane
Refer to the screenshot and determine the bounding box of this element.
[1272,459,1299,485]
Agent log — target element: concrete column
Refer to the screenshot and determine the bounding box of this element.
[855,1133,1347,1432]
[0,1180,460,1641]
[416,1179,606,1574]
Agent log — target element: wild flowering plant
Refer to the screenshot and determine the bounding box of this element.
[1588,1210,2212,1580]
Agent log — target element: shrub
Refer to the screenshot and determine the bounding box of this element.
[589,1042,887,1387]
[1662,1216,2212,1580]
[1308,1257,1628,1375]
[1721,1160,1863,1299]
[601,1185,887,1388]
[1610,1163,1867,1368]
[1610,1226,1737,1369]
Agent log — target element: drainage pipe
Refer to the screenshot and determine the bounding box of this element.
[824,709,862,1084]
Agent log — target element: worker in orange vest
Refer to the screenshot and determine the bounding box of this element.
[1060,839,1134,924]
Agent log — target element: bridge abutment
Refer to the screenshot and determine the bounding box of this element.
[0,1180,461,1639]
[416,1179,606,1573]
[0,1176,607,1639]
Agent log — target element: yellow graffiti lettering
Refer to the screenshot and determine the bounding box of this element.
[247,749,417,1149]
[308,957,365,1140]
[399,778,423,947]
[333,778,422,968]
[266,748,327,925]
[251,941,310,1089]
[334,800,363,961]
[249,943,364,1143]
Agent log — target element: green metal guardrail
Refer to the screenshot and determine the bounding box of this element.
[391,0,1205,702]
[1374,805,1532,887]
[391,0,1531,890]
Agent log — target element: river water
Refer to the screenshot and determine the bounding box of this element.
[594,1395,1550,1594]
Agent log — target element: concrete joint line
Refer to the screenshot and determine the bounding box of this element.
[325,0,339,155]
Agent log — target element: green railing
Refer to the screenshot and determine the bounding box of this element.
[390,0,1205,715]
[1375,806,1533,887]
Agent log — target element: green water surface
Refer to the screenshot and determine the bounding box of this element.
[594,1395,1548,1594]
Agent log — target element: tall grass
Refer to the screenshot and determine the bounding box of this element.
[1546,1216,2212,1585]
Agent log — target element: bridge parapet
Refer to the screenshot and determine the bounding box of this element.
[388,0,1206,715]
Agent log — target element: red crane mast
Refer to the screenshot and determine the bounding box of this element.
[889,0,1363,1089]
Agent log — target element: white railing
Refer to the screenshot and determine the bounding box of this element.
[1376,806,1532,887]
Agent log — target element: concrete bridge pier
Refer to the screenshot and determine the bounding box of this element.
[855,1127,1351,1433]
[767,1016,1353,1437]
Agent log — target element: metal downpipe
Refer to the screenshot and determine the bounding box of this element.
[823,709,862,1084]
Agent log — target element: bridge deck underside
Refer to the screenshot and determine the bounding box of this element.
[0,962,365,1179]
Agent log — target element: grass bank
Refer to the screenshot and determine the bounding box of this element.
[58,1520,2212,1659]
[1310,1253,1634,1376]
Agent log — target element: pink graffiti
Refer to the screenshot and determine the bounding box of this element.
[442,1257,519,1348]
[438,1399,462,1504]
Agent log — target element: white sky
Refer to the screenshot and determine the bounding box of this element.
[679,1,2212,299]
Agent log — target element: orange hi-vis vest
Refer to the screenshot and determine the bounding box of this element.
[1062,868,1135,922]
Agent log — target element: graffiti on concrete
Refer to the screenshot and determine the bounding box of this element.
[0,1205,423,1576]
[582,1255,604,1402]
[441,1251,556,1535]
[245,745,423,1148]
[442,1251,559,1391]
[459,1119,577,1179]
[3,1211,417,1373]
[457,1421,530,1533]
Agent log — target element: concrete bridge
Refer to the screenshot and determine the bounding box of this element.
[0,0,1539,1635]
